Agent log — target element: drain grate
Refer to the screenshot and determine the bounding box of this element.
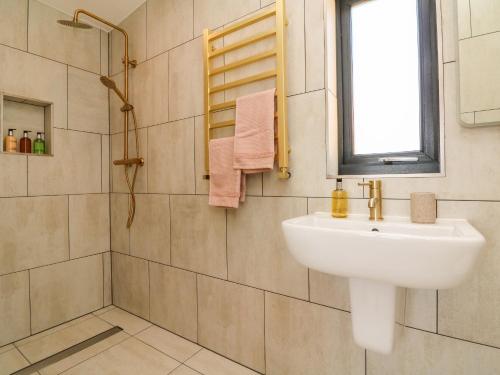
[11,326,123,375]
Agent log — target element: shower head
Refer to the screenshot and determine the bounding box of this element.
[100,76,117,90]
[100,76,134,111]
[57,19,92,29]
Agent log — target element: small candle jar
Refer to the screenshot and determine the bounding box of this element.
[410,192,436,224]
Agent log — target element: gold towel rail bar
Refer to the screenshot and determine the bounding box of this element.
[203,0,290,180]
[209,29,276,58]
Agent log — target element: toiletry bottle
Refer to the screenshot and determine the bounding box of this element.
[3,128,17,153]
[332,178,348,218]
[33,132,45,154]
[20,130,32,153]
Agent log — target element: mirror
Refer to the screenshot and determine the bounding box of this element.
[457,0,500,127]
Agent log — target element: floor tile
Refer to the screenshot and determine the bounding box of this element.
[62,337,179,375]
[92,305,116,316]
[0,348,29,375]
[170,365,202,375]
[15,315,94,347]
[136,326,201,362]
[17,317,112,363]
[39,332,129,375]
[98,307,151,335]
[185,349,259,375]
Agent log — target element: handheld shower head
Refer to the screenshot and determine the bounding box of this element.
[100,76,133,111]
[57,19,92,29]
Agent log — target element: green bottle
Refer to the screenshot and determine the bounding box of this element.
[33,132,45,154]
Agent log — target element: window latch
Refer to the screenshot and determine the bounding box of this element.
[378,157,419,164]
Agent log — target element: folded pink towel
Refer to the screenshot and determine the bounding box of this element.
[209,137,245,208]
[233,88,276,173]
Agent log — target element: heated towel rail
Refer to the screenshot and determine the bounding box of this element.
[202,0,290,179]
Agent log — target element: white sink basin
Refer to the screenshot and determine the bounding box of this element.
[282,213,485,353]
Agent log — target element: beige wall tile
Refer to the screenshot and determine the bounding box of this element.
[265,292,364,375]
[69,194,110,259]
[30,255,103,333]
[111,128,148,193]
[101,31,109,76]
[0,155,27,197]
[457,0,472,39]
[470,0,500,36]
[68,67,109,134]
[0,348,29,375]
[263,91,362,197]
[227,197,308,299]
[136,325,201,363]
[148,120,195,194]
[28,129,102,195]
[286,0,306,95]
[441,0,457,63]
[131,52,169,128]
[0,196,68,275]
[110,4,147,76]
[0,0,27,50]
[186,349,259,375]
[305,0,325,91]
[404,289,437,333]
[130,194,170,264]
[147,0,194,58]
[109,71,125,134]
[62,337,179,375]
[110,193,129,254]
[309,270,350,311]
[102,135,110,193]
[0,44,67,128]
[438,201,500,348]
[149,264,198,342]
[198,276,265,372]
[171,195,227,278]
[193,0,260,36]
[103,252,111,306]
[0,272,30,346]
[169,38,204,121]
[111,252,149,319]
[28,0,100,73]
[367,326,500,374]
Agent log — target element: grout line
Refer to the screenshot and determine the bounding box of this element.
[28,271,32,336]
[67,195,71,260]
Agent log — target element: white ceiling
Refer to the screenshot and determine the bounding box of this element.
[37,0,146,31]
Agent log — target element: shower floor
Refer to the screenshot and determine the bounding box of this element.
[0,306,258,375]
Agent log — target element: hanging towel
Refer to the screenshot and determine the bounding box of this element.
[233,88,276,173]
[208,137,245,208]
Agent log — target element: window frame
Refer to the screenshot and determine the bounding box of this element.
[337,0,440,175]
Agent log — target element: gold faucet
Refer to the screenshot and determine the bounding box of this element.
[358,180,383,221]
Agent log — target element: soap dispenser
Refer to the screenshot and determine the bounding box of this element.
[20,130,32,153]
[4,128,17,153]
[332,178,348,218]
[33,132,46,154]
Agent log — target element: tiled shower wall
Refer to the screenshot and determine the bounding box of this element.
[0,0,111,346]
[109,0,500,374]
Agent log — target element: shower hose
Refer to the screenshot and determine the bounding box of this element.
[124,108,140,228]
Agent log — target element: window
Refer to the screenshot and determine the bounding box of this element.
[337,0,440,175]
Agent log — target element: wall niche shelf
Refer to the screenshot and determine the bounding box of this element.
[0,92,53,156]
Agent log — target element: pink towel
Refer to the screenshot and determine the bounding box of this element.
[209,137,245,208]
[233,88,276,173]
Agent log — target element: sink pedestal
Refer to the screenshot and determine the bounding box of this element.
[349,278,396,354]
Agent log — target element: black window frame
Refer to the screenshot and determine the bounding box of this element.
[337,0,440,175]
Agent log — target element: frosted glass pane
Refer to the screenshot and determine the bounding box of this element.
[351,0,421,155]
